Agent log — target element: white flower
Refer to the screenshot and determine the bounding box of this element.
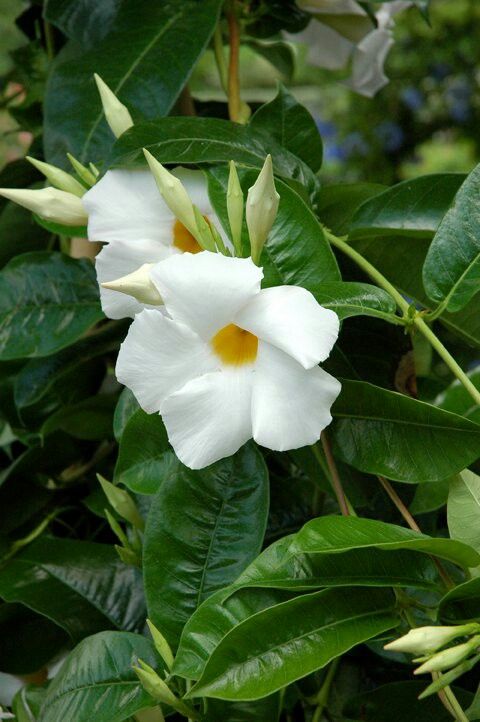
[116,251,340,470]
[82,167,226,320]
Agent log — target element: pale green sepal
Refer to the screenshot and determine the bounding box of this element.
[192,205,215,251]
[146,619,174,671]
[67,153,97,187]
[26,156,86,197]
[134,661,200,719]
[227,160,244,256]
[98,474,145,531]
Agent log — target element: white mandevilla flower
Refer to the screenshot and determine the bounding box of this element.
[116,250,341,470]
[82,167,227,319]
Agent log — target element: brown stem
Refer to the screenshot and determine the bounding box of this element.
[227,2,241,122]
[320,431,350,516]
[378,476,455,590]
[177,85,196,116]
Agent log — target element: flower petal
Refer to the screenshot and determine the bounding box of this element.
[252,342,341,451]
[95,240,173,319]
[150,251,263,339]
[346,29,394,98]
[161,370,253,469]
[235,286,339,369]
[116,310,215,413]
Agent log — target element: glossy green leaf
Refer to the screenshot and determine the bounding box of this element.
[114,408,175,494]
[110,117,319,194]
[188,588,397,701]
[143,443,269,648]
[349,174,465,239]
[410,478,450,515]
[439,577,480,624]
[41,394,115,439]
[205,695,281,722]
[423,164,480,312]
[0,537,146,641]
[207,167,340,291]
[249,84,322,171]
[44,0,120,46]
[39,631,157,722]
[44,0,223,166]
[331,380,480,482]
[0,252,102,360]
[313,282,397,321]
[113,387,140,442]
[12,683,47,722]
[290,516,480,569]
[318,182,385,236]
[434,369,480,424]
[448,470,480,554]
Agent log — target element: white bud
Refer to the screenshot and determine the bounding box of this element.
[246,154,279,264]
[414,637,480,674]
[227,160,244,256]
[101,263,163,306]
[0,186,87,226]
[384,624,479,655]
[26,156,86,197]
[143,149,198,237]
[94,73,134,138]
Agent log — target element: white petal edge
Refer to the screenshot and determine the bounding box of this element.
[252,342,341,451]
[161,369,253,469]
[235,285,339,369]
[95,240,173,319]
[150,251,263,340]
[116,310,216,413]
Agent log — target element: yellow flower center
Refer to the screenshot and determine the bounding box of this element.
[172,219,203,254]
[211,324,258,366]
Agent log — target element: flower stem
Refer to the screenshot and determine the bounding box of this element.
[313,432,350,516]
[324,229,480,407]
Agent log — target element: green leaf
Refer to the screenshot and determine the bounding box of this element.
[110,117,320,195]
[290,516,480,569]
[318,182,385,236]
[207,167,340,292]
[468,686,480,721]
[246,37,295,79]
[331,380,480,483]
[0,537,146,641]
[410,478,450,515]
[0,203,50,269]
[423,164,480,312]
[44,0,224,166]
[349,174,465,239]
[12,683,48,722]
[205,695,281,722]
[114,408,175,494]
[448,470,480,554]
[187,588,397,701]
[434,369,480,424]
[41,394,115,439]
[0,252,102,360]
[113,387,140,442]
[313,282,397,321]
[143,443,269,648]
[439,577,480,624]
[249,84,322,172]
[39,631,157,722]
[44,0,120,46]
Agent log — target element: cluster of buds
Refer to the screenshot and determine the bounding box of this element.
[385,623,480,698]
[97,474,144,566]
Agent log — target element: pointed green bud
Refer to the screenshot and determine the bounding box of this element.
[227,160,243,256]
[418,653,480,699]
[414,636,480,674]
[115,544,141,567]
[97,474,145,531]
[143,149,198,237]
[384,624,480,655]
[192,206,215,251]
[94,73,134,138]
[134,661,199,719]
[246,154,279,265]
[209,219,230,256]
[146,619,174,671]
[0,186,87,226]
[105,508,129,547]
[67,154,97,187]
[89,162,100,178]
[100,264,163,307]
[26,156,86,197]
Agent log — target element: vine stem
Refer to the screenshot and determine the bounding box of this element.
[226,2,242,123]
[324,229,480,407]
[311,432,350,516]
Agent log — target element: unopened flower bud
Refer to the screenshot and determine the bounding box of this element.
[246,154,279,264]
[101,264,163,306]
[0,186,87,226]
[67,154,97,187]
[146,619,174,671]
[143,150,199,239]
[97,474,144,531]
[227,160,244,256]
[94,73,134,138]
[134,660,199,719]
[414,637,480,674]
[384,624,480,655]
[26,156,86,197]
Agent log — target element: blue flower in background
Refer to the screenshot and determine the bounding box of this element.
[324,143,348,162]
[316,119,337,139]
[401,86,424,111]
[445,78,472,123]
[342,131,369,157]
[429,62,452,81]
[375,121,405,152]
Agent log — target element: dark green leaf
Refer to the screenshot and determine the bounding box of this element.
[188,588,397,701]
[143,443,269,648]
[423,164,480,312]
[410,478,450,515]
[249,84,322,171]
[13,683,48,722]
[318,182,385,236]
[313,282,397,321]
[44,0,224,166]
[246,37,295,79]
[39,631,157,722]
[0,203,50,269]
[447,470,480,554]
[113,387,140,442]
[439,577,480,624]
[349,174,465,239]
[0,252,102,360]
[434,369,480,424]
[114,408,175,494]
[331,379,480,482]
[44,0,121,46]
[205,695,281,721]
[41,394,115,439]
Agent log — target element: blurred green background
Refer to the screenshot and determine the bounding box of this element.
[1,0,480,185]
